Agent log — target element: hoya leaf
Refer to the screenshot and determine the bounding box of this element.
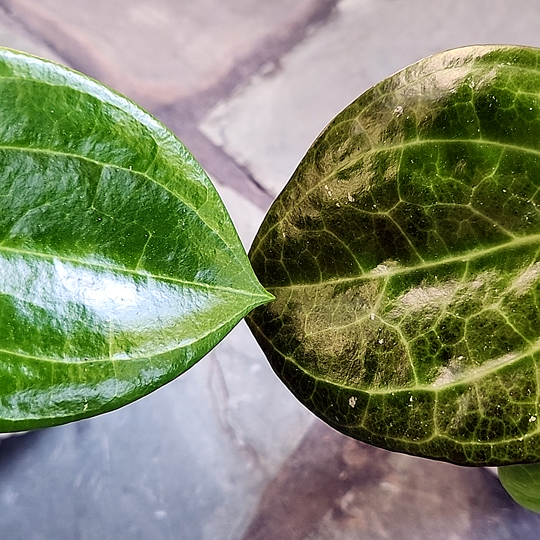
[248,45,540,466]
[499,463,540,512]
[0,49,272,431]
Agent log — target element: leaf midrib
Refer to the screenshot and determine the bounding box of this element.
[0,244,265,299]
[266,231,540,291]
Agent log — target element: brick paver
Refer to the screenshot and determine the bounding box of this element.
[0,0,337,113]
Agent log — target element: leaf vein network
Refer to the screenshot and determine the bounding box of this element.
[253,137,540,255]
[0,144,238,260]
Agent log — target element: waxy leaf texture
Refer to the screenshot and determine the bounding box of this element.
[248,45,540,465]
[0,49,272,430]
[499,463,540,511]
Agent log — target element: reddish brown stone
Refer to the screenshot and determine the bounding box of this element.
[0,0,337,112]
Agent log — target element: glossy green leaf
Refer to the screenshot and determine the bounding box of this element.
[0,48,272,431]
[248,45,540,466]
[499,463,540,512]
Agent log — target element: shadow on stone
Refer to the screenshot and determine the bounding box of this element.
[242,421,540,540]
[0,430,46,466]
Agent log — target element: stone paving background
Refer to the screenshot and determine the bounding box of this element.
[0,1,539,539]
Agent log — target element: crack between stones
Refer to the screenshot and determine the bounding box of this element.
[207,351,269,477]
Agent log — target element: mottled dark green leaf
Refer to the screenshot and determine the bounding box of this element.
[248,45,540,466]
[0,49,272,430]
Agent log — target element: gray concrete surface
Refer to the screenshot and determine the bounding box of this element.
[0,1,539,539]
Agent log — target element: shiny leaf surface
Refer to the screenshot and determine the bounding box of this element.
[248,45,540,465]
[0,49,272,430]
[499,463,540,512]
